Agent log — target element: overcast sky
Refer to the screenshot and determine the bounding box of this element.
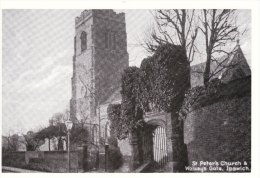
[2,9,251,135]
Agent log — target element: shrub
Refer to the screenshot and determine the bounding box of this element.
[107,145,123,171]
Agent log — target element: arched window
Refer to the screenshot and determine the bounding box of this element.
[111,32,116,49]
[80,31,87,52]
[105,31,109,48]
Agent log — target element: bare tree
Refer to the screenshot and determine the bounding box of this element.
[72,69,94,145]
[199,9,240,85]
[77,68,100,146]
[143,10,199,89]
[78,72,93,125]
[50,113,67,150]
[22,131,44,151]
[5,134,20,151]
[145,10,199,63]
[64,109,70,122]
[69,101,92,146]
[78,65,99,119]
[77,80,97,145]
[146,9,246,86]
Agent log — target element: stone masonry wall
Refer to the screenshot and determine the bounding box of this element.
[184,96,251,172]
[71,10,128,123]
[93,10,129,104]
[2,151,83,172]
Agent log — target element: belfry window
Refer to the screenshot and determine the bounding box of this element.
[80,31,87,52]
[105,31,116,49]
[111,32,116,49]
[105,31,109,48]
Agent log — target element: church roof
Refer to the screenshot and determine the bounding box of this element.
[190,44,251,87]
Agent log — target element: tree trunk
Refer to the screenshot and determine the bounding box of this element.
[203,54,211,86]
[58,137,64,151]
[48,138,51,151]
[187,62,191,89]
[171,110,186,172]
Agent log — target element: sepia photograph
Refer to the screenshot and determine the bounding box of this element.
[1,3,255,174]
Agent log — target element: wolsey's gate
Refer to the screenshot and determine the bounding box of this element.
[136,112,176,172]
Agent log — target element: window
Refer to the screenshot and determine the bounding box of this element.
[80,31,87,52]
[104,31,116,49]
[111,32,116,49]
[109,32,112,48]
[105,31,109,48]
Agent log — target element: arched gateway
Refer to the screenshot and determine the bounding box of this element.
[137,111,175,172]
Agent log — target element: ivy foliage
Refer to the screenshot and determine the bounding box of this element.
[179,78,224,120]
[107,104,127,140]
[108,44,190,139]
[179,76,251,120]
[121,67,144,133]
[140,44,190,112]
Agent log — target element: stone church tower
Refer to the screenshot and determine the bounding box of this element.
[70,10,129,123]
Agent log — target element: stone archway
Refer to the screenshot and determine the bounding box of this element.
[144,113,168,171]
[129,111,178,172]
[140,112,174,172]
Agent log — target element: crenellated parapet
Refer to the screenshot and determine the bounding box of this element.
[75,10,92,26]
[75,9,125,27]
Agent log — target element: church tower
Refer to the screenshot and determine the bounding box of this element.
[70,10,129,123]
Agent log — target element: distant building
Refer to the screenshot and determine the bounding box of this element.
[39,137,67,151]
